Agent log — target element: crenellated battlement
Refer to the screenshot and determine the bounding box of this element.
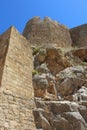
[23,17,72,48]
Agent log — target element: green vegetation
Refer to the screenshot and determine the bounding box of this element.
[32,45,43,55]
[32,69,38,76]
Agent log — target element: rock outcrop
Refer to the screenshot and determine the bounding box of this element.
[46,47,71,75]
[32,45,87,130]
[72,47,87,62]
[70,24,87,47]
[56,66,86,97]
[23,17,72,48]
[0,16,87,130]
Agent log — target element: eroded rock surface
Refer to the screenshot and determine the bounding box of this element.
[1,17,87,130]
[46,47,71,75]
[32,44,87,130]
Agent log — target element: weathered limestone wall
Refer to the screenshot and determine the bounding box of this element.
[0,27,36,130]
[0,32,9,85]
[23,17,72,48]
[70,24,87,47]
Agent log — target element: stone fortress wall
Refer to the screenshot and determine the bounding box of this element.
[0,27,36,130]
[23,17,87,48]
[0,17,87,130]
[23,17,72,48]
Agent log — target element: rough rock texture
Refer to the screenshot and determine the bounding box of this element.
[70,24,87,47]
[0,27,36,130]
[34,100,87,130]
[72,47,87,62]
[23,18,87,129]
[56,66,86,97]
[32,45,87,130]
[33,73,57,100]
[1,17,87,130]
[23,17,72,48]
[46,47,72,75]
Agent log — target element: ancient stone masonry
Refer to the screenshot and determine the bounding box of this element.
[23,17,72,48]
[70,24,87,47]
[0,27,36,130]
[1,16,87,130]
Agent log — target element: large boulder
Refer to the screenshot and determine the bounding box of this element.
[33,74,57,100]
[34,101,87,130]
[63,86,87,103]
[56,66,86,97]
[46,47,71,75]
[62,112,87,130]
[52,115,74,130]
[50,101,79,115]
[77,86,87,101]
[72,48,87,64]
[33,74,48,97]
[79,105,87,123]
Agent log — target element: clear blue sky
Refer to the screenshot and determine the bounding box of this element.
[0,0,87,34]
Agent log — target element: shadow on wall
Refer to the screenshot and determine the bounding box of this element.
[0,35,9,86]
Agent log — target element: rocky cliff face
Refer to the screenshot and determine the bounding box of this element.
[70,24,87,47]
[23,17,87,130]
[32,45,87,130]
[0,16,87,130]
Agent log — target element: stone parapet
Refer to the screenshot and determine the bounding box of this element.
[23,17,72,48]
